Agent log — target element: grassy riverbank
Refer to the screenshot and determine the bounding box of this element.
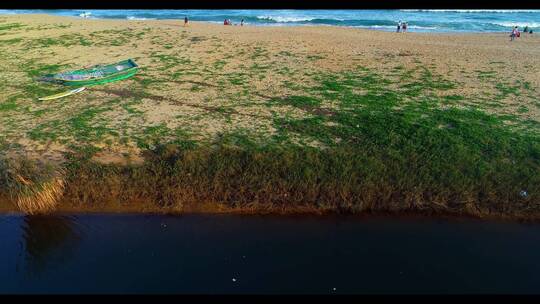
[0,15,539,218]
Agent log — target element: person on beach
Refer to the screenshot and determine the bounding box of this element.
[224,19,228,25]
[402,22,407,33]
[397,21,401,33]
[510,26,517,41]
[184,16,188,27]
[241,19,244,26]
[524,25,528,33]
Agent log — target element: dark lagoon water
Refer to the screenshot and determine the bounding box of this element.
[1,214,540,294]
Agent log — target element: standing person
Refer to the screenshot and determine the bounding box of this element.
[510,26,517,41]
[402,22,407,33]
[396,21,401,33]
[241,19,244,26]
[524,25,529,34]
[184,16,188,27]
[224,19,228,25]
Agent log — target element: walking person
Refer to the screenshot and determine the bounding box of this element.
[510,26,517,41]
[402,22,408,33]
[397,21,401,33]
[184,16,188,27]
[241,19,244,26]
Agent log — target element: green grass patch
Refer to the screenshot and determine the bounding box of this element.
[306,54,326,61]
[0,37,22,46]
[67,106,112,141]
[0,100,18,112]
[0,23,25,32]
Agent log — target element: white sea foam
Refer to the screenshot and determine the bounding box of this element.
[408,25,438,29]
[356,25,438,30]
[255,15,346,23]
[400,9,540,13]
[256,16,316,22]
[492,21,540,27]
[127,16,156,20]
[0,10,17,15]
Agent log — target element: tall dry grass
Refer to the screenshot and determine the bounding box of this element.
[0,157,65,214]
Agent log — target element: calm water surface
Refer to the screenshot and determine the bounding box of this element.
[0,214,539,294]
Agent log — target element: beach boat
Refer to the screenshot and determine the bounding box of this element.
[44,59,139,87]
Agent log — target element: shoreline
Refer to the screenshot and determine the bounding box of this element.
[0,13,523,35]
[2,200,540,223]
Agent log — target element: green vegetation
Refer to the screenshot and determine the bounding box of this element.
[0,20,538,218]
[0,38,22,46]
[0,100,18,112]
[0,23,25,33]
[1,63,538,218]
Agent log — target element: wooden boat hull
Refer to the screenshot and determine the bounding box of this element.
[63,68,138,86]
[53,59,138,86]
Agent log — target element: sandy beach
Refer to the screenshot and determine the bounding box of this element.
[0,14,538,217]
[1,14,539,160]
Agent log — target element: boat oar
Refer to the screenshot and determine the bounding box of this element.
[38,87,86,101]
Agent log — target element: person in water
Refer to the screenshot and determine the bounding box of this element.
[184,16,188,27]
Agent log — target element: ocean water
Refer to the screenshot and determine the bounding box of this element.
[1,9,540,32]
